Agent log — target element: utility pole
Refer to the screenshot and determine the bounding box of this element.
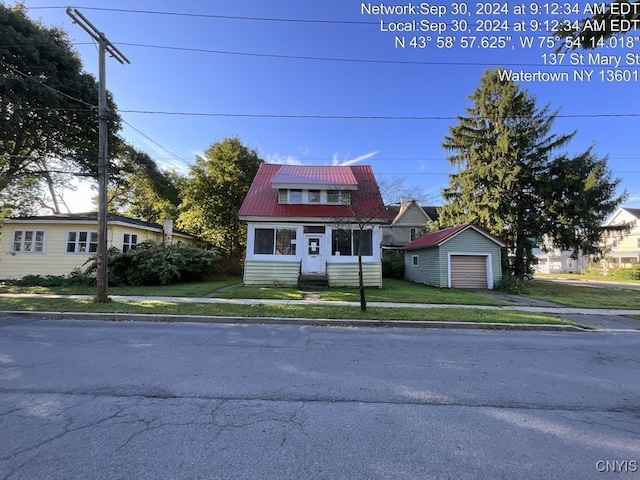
[66,8,129,302]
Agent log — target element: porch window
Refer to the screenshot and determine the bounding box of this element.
[275,229,297,255]
[254,228,275,254]
[332,229,373,257]
[67,231,98,254]
[12,230,45,253]
[122,233,138,252]
[332,230,351,256]
[254,228,296,255]
[353,229,373,256]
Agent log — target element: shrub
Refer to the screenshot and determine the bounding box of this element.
[609,266,640,281]
[382,250,405,279]
[494,274,528,294]
[84,242,219,286]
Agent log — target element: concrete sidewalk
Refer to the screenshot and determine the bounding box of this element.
[1,293,639,332]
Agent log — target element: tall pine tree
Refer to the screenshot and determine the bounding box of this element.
[438,69,626,278]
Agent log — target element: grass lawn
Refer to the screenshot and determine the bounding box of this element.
[219,279,506,306]
[0,277,241,297]
[534,272,640,284]
[523,280,640,309]
[216,285,304,300]
[319,278,506,305]
[0,297,580,326]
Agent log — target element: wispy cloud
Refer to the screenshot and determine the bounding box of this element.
[332,151,378,166]
[264,154,304,165]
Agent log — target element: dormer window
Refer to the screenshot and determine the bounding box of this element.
[327,190,351,205]
[277,188,351,205]
[309,190,321,203]
[289,189,302,203]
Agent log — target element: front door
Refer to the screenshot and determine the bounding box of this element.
[303,235,324,273]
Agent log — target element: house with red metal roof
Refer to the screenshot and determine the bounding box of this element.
[402,223,506,289]
[238,164,388,287]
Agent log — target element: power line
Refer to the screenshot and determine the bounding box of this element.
[29,6,378,25]
[121,119,191,168]
[0,60,96,108]
[119,109,640,120]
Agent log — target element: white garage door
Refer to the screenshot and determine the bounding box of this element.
[450,255,488,288]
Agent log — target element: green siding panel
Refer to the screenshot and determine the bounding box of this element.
[327,263,382,287]
[243,260,300,286]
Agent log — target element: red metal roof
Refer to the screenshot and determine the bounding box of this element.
[271,165,357,187]
[238,164,388,221]
[401,223,506,250]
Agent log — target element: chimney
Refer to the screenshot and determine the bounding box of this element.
[163,219,174,245]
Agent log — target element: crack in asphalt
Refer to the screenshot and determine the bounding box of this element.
[0,388,637,415]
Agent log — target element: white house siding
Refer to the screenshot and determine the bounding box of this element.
[404,249,441,287]
[326,263,382,287]
[438,230,502,288]
[243,260,300,286]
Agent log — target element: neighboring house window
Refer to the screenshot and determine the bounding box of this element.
[412,255,419,267]
[331,229,373,256]
[67,231,98,253]
[612,239,618,250]
[308,190,321,203]
[12,230,45,253]
[566,258,574,269]
[637,238,640,249]
[410,228,426,241]
[122,233,138,252]
[254,228,296,255]
[327,190,351,205]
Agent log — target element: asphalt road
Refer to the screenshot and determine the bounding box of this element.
[1,317,639,479]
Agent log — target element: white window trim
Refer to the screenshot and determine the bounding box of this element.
[66,230,98,254]
[122,233,138,252]
[412,255,419,267]
[11,230,46,254]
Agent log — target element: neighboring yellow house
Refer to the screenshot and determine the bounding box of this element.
[0,213,200,279]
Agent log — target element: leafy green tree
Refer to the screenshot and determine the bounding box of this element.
[103,145,184,223]
[438,69,626,278]
[0,2,121,212]
[178,137,263,257]
[558,0,640,49]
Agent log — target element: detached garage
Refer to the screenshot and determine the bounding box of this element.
[402,223,506,289]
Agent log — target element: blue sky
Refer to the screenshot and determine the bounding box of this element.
[18,1,640,209]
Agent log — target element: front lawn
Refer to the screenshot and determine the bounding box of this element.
[0,297,579,326]
[218,279,506,306]
[319,279,506,305]
[523,280,640,309]
[0,277,241,297]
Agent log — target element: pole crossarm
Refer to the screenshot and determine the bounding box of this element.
[66,7,130,65]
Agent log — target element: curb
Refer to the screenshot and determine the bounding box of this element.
[0,310,592,332]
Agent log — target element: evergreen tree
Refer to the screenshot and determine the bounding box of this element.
[438,69,626,278]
